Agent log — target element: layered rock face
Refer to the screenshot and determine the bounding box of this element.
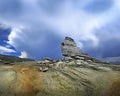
[61,37,83,60]
[61,37,103,64]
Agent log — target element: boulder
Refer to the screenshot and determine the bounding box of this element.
[74,56,85,60]
[43,58,53,62]
[42,67,49,72]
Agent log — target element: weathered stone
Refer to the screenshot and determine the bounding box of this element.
[84,61,89,65]
[62,37,76,47]
[61,37,101,63]
[48,64,54,68]
[87,60,93,62]
[75,56,85,60]
[61,37,82,57]
[61,37,83,60]
[39,67,43,71]
[43,58,53,63]
[56,59,63,62]
[76,60,84,65]
[64,56,73,61]
[42,67,49,72]
[37,61,42,64]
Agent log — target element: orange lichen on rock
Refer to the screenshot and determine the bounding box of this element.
[12,65,44,96]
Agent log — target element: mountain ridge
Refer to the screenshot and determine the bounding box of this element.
[103,56,120,64]
[0,54,34,64]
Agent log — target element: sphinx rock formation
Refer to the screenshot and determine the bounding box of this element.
[61,37,102,63]
[61,37,83,60]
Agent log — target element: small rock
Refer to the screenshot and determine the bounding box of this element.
[48,64,54,68]
[76,60,84,65]
[64,56,73,61]
[43,58,53,63]
[56,59,63,62]
[87,60,93,62]
[37,61,42,64]
[42,68,49,72]
[75,56,84,60]
[39,67,43,71]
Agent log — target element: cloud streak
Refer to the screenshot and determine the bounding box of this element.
[0,46,16,54]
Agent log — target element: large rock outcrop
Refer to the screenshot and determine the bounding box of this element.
[61,37,103,63]
[61,37,83,60]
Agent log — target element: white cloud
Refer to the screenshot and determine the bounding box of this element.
[19,51,28,58]
[7,27,24,46]
[0,46,16,53]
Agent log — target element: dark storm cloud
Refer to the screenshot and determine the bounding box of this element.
[82,19,120,59]
[83,39,120,60]
[0,0,21,18]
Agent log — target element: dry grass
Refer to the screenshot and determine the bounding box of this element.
[106,74,120,96]
[0,63,120,96]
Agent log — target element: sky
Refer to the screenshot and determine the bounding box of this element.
[0,0,120,60]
